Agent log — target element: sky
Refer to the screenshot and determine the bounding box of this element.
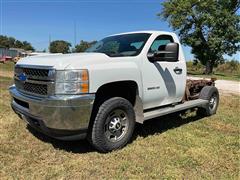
[0,0,239,61]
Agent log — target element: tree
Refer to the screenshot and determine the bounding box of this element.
[159,0,240,74]
[22,41,35,51]
[49,40,71,53]
[0,36,16,48]
[8,37,16,48]
[0,35,35,51]
[75,40,97,52]
[15,40,24,48]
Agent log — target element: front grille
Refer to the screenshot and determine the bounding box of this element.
[14,65,54,96]
[23,82,48,95]
[23,68,49,78]
[15,66,54,81]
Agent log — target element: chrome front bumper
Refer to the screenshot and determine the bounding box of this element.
[9,85,95,140]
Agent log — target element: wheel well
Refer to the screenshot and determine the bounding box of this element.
[94,81,138,106]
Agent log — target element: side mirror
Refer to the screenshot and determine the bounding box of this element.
[147,43,179,62]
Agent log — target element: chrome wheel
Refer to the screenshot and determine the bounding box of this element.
[104,109,129,142]
[209,93,217,110]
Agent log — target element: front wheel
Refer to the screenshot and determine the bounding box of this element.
[89,97,135,153]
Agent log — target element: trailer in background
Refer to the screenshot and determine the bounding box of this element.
[0,48,31,63]
[0,48,17,63]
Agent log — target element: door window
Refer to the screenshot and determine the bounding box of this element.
[149,35,174,53]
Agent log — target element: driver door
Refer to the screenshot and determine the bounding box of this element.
[141,35,186,109]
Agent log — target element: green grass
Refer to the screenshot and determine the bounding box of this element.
[0,76,239,178]
[188,71,240,81]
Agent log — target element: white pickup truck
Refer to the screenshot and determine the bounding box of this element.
[9,31,219,152]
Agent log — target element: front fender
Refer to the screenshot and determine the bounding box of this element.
[88,62,143,98]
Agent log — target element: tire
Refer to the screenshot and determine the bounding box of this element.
[198,86,219,116]
[89,97,135,153]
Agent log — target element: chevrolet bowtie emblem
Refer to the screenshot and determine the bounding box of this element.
[18,73,27,82]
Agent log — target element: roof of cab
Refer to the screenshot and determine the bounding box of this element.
[110,30,176,37]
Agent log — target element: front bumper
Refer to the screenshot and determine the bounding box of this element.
[9,85,95,140]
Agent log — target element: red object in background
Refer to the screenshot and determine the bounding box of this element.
[0,55,12,63]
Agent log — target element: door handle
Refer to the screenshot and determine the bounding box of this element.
[174,67,182,74]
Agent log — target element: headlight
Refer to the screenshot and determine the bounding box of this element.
[55,70,89,94]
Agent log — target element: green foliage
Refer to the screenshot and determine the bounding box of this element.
[216,60,240,74]
[0,35,35,51]
[187,60,240,81]
[159,0,240,74]
[186,60,204,73]
[49,40,71,54]
[75,40,97,52]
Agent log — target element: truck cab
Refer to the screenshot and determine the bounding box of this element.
[9,31,219,152]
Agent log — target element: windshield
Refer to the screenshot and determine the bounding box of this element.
[85,33,151,57]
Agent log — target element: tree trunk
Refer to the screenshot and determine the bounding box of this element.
[205,61,214,74]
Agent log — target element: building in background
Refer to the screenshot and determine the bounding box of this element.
[0,48,33,63]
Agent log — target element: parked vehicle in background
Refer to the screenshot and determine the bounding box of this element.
[0,55,13,63]
[9,31,219,152]
[28,52,62,56]
[0,48,29,63]
[13,56,21,64]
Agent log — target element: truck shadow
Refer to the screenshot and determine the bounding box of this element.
[27,126,94,153]
[153,63,176,97]
[27,111,205,153]
[133,111,204,138]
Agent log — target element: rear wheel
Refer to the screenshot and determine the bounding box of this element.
[198,86,219,116]
[89,97,135,153]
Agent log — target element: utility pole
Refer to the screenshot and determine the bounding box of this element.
[74,21,77,47]
[0,0,3,35]
[48,34,51,53]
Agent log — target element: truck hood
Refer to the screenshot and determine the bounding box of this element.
[17,53,111,69]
